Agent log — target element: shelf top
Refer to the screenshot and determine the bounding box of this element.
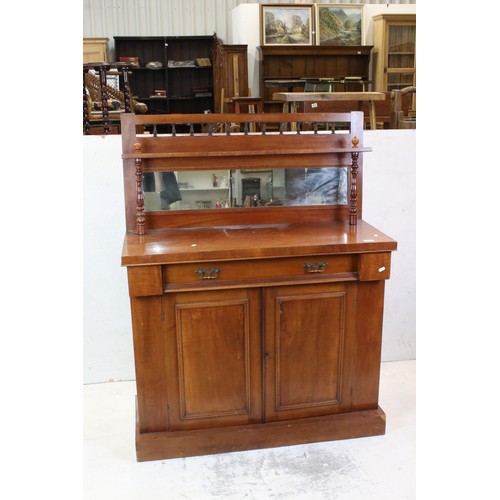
[258,45,373,55]
[114,35,214,41]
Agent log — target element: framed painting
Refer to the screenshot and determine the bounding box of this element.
[316,4,363,46]
[261,4,314,46]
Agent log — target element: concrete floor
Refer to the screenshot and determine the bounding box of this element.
[84,360,415,499]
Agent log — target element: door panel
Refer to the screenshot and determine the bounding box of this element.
[264,283,357,421]
[164,289,262,430]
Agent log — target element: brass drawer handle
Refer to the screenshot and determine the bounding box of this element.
[304,262,328,273]
[195,267,221,280]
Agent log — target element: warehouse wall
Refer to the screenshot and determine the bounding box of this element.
[83,0,416,53]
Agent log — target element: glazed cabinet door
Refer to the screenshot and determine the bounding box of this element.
[163,288,262,431]
[264,282,357,422]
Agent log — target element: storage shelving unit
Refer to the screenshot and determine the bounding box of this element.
[258,45,373,113]
[113,36,214,116]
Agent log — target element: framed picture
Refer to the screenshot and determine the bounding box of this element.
[261,4,314,46]
[316,4,363,46]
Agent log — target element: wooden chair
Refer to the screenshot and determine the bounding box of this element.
[231,96,264,114]
[232,96,264,132]
[83,63,148,135]
[390,86,416,129]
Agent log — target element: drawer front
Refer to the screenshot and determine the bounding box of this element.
[163,254,358,290]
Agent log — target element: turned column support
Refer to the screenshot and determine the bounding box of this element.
[134,142,145,235]
[349,136,360,225]
[83,66,91,135]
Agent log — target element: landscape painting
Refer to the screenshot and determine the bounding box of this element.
[317,4,363,46]
[261,5,314,46]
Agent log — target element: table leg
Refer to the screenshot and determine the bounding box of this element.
[290,102,298,131]
[368,101,377,130]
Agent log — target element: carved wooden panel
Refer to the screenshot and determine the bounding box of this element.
[264,283,357,421]
[164,289,262,431]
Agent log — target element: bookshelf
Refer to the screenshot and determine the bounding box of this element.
[113,36,214,116]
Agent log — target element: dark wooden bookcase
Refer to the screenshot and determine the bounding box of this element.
[114,35,214,116]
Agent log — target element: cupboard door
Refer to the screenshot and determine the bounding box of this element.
[164,288,262,431]
[264,283,357,421]
[386,22,416,91]
[373,14,416,92]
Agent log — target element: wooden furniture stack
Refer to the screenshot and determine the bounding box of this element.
[120,111,397,461]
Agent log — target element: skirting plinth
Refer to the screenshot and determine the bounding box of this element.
[135,403,386,462]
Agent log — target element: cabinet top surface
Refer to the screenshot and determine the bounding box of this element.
[373,13,416,21]
[258,45,373,55]
[113,35,214,41]
[121,220,397,266]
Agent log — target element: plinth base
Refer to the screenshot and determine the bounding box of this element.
[135,403,386,462]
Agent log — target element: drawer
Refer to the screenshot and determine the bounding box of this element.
[163,254,358,290]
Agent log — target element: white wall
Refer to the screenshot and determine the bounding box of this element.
[364,129,416,361]
[83,136,134,384]
[232,4,261,97]
[83,129,416,384]
[363,3,416,45]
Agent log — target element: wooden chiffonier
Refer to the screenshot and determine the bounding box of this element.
[120,111,397,461]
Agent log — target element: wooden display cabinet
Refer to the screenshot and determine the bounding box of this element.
[120,111,397,461]
[372,14,416,92]
[258,46,373,113]
[212,36,249,113]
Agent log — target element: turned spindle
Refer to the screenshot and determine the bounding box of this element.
[119,63,132,113]
[134,142,145,235]
[83,66,91,135]
[96,63,111,135]
[349,136,360,225]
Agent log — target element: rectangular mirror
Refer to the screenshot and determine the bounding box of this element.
[143,167,348,211]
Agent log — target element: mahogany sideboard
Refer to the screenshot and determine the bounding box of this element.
[119,111,397,461]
